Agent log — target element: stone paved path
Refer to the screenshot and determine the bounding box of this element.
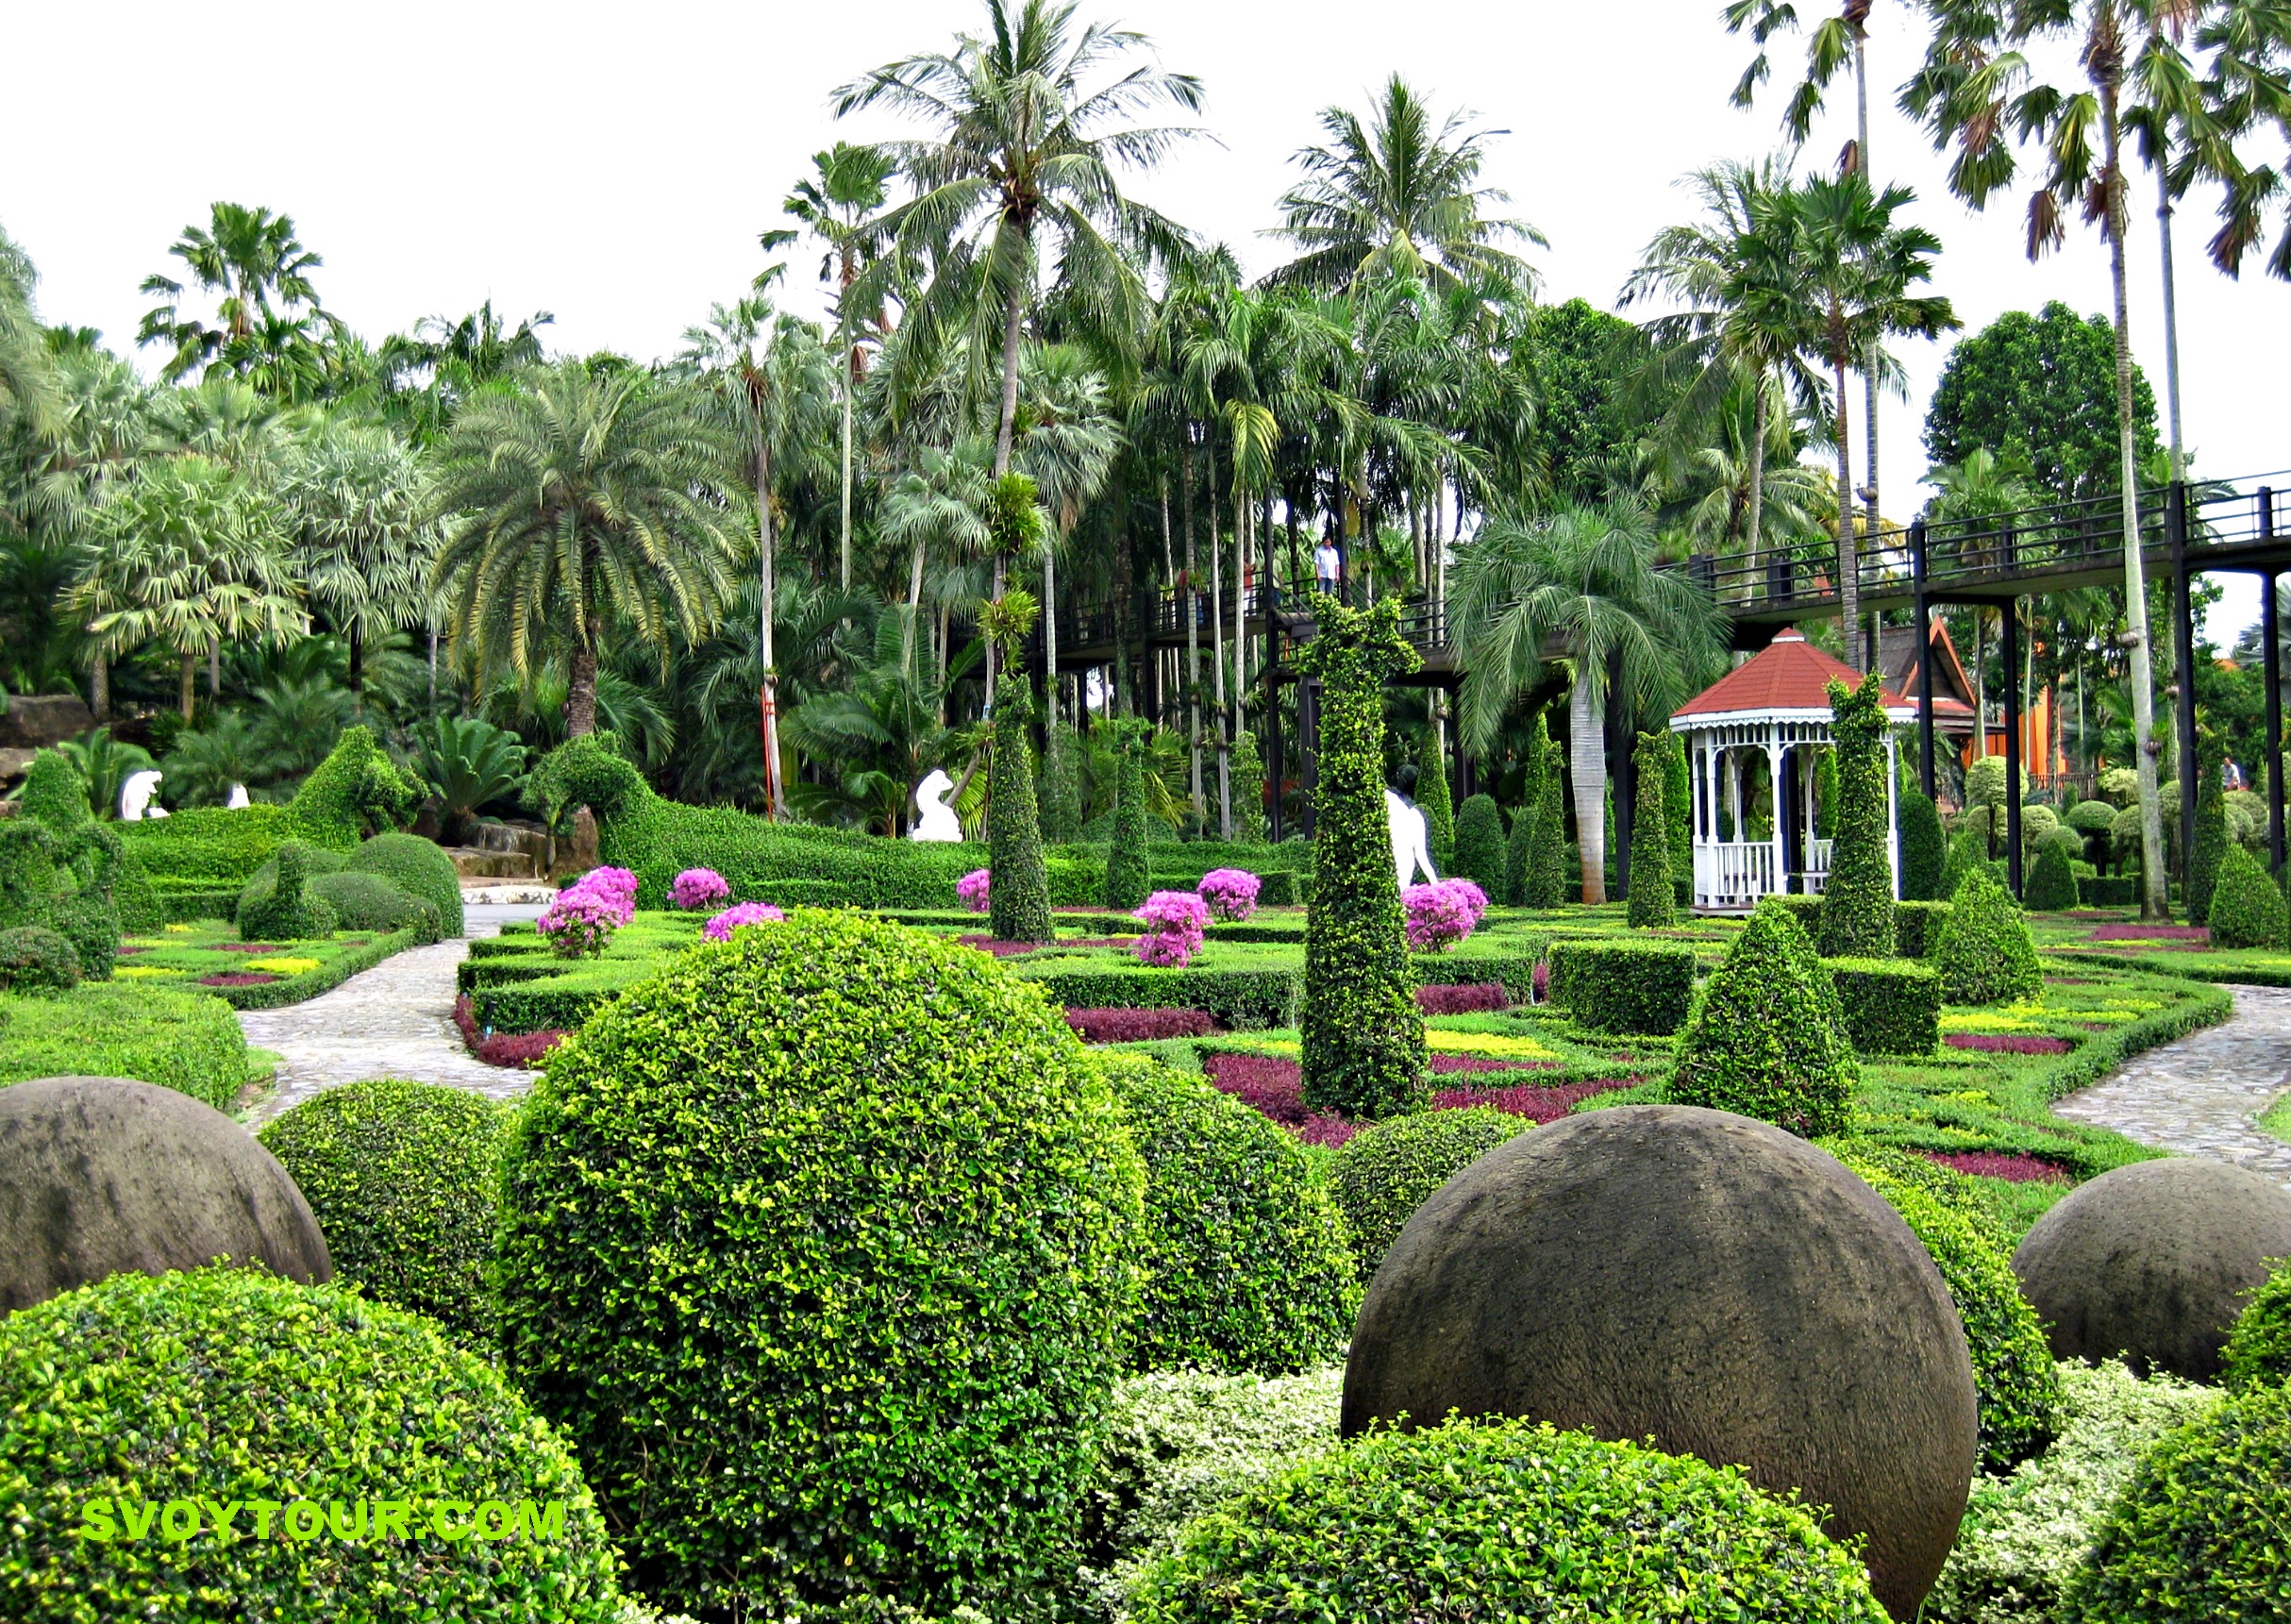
[239,904,544,1125]
[2053,984,2291,1182]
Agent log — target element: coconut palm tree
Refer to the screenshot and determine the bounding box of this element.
[1451,499,1724,902]
[138,203,341,393]
[1271,75,1546,294]
[429,360,745,738]
[277,420,437,702]
[1012,342,1121,730]
[1635,372,1833,561]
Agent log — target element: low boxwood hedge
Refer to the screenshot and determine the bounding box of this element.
[198,928,422,1012]
[1018,964,1301,1030]
[2078,875,2141,907]
[1826,958,1941,1056]
[1546,940,1697,1035]
[0,981,252,1110]
[1895,900,1951,961]
[151,882,242,923]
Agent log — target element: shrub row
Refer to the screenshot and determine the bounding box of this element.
[0,981,251,1111]
[1826,959,1941,1056]
[1546,940,1697,1035]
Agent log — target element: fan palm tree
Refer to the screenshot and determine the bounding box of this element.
[429,360,745,738]
[0,227,59,439]
[138,203,341,392]
[1451,499,1724,902]
[1271,75,1546,293]
[277,420,438,701]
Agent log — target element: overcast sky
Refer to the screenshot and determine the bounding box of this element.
[9,0,2288,640]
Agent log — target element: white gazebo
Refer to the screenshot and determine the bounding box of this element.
[1669,628,1915,914]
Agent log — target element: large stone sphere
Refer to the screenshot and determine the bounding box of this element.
[0,1076,331,1314]
[1343,1104,1977,1621]
[2011,1157,2291,1382]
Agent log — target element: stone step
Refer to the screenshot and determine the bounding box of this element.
[448,847,537,880]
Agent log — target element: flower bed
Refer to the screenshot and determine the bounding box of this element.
[1946,1032,2075,1056]
[452,994,568,1069]
[1415,982,1511,1015]
[2089,923,2209,942]
[1062,1007,1220,1043]
[1429,1079,1641,1121]
[114,921,421,1009]
[1915,1148,2071,1183]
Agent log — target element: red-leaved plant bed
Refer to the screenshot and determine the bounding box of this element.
[1293,1114,1361,1148]
[115,946,148,956]
[2088,924,2209,942]
[1945,1032,2074,1055]
[198,971,278,987]
[1430,1053,1561,1074]
[1430,1079,1641,1123]
[452,995,568,1070]
[1064,1007,1221,1043]
[1200,1050,1630,1140]
[1916,1149,2072,1183]
[1414,982,1512,1015]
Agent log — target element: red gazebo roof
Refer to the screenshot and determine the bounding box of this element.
[1672,628,1909,720]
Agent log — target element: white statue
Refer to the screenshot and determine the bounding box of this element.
[1386,788,1439,889]
[225,783,250,810]
[119,770,166,822]
[911,769,962,842]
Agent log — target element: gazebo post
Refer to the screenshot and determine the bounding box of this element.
[1885,733,1901,897]
[1767,732,1786,897]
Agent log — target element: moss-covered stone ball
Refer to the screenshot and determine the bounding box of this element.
[1342,1104,1977,1621]
[0,1075,331,1314]
[2011,1157,2291,1381]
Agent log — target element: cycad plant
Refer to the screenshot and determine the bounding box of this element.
[410,714,530,845]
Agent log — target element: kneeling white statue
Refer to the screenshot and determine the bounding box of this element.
[911,769,962,842]
[1386,788,1438,889]
[120,770,168,821]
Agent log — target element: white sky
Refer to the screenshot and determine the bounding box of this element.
[8,0,2288,642]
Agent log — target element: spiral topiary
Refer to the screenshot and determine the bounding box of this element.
[237,841,338,942]
[1297,596,1426,1121]
[343,830,465,936]
[0,1266,621,1622]
[2220,1262,2291,1390]
[258,1079,510,1347]
[1414,728,1453,872]
[1329,1106,1523,1281]
[1131,1415,1890,1624]
[493,911,1145,1618]
[2024,838,2080,912]
[1669,896,1858,1136]
[1933,863,2042,1006]
[1451,793,1504,896]
[1099,1051,1356,1375]
[1106,723,1152,912]
[1819,677,1898,959]
[1627,730,1675,928]
[2206,844,2288,949]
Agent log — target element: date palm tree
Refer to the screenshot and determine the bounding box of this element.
[138,203,341,393]
[429,360,745,738]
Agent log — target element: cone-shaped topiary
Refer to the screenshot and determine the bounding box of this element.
[1415,727,1453,871]
[1933,864,2042,1005]
[1503,712,1548,905]
[1670,897,1858,1137]
[493,912,1146,1617]
[2221,1262,2291,1389]
[1528,738,1570,908]
[238,840,339,941]
[1818,677,1898,958]
[2188,745,2227,924]
[1938,824,1988,899]
[1628,730,1675,928]
[2023,838,2079,912]
[1329,1106,1524,1281]
[1298,595,1426,1121]
[2207,844,2288,948]
[987,668,1052,945]
[16,749,90,831]
[1898,785,1946,900]
[1106,722,1152,911]
[1452,793,1505,895]
[1230,723,1268,843]
[1038,716,1083,843]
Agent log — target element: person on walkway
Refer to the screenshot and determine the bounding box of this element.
[1314,538,1341,597]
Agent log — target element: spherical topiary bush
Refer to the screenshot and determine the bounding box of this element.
[2069,1377,2291,1622]
[343,830,466,936]
[1838,1151,2064,1473]
[1669,896,1858,1136]
[1131,1415,1891,1624]
[306,869,443,940]
[1329,1107,1524,1281]
[2012,1158,2291,1381]
[0,1266,621,1622]
[1934,863,2043,1006]
[1342,1105,1977,1620]
[0,925,79,994]
[493,911,1146,1619]
[2206,844,2289,949]
[0,1075,331,1314]
[1100,1052,1356,1375]
[238,841,338,942]
[2221,1262,2291,1390]
[257,1078,509,1346]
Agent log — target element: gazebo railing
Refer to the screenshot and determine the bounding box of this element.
[1691,838,1831,912]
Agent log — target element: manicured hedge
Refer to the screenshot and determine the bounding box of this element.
[1018,964,1300,1030]
[2220,1263,2291,1390]
[0,981,251,1110]
[1935,865,2043,1005]
[1547,940,1697,1035]
[118,804,308,883]
[2078,875,2140,907]
[153,882,242,923]
[1895,899,1951,961]
[343,831,464,936]
[306,871,442,940]
[2207,845,2289,949]
[1820,677,1898,957]
[1826,958,1941,1056]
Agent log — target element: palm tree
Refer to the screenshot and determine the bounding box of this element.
[1635,371,1832,561]
[878,438,994,663]
[1451,499,1723,903]
[277,420,437,702]
[780,142,897,590]
[677,298,837,816]
[1272,75,1546,293]
[429,360,745,738]
[1012,342,1121,730]
[0,227,59,439]
[138,203,341,392]
[377,300,556,444]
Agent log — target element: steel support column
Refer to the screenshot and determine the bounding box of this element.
[2171,480,2198,896]
[2003,596,2023,897]
[2266,491,2283,877]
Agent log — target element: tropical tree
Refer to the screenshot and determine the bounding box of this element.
[410,712,529,842]
[1012,342,1121,731]
[429,360,745,738]
[1271,75,1545,293]
[1451,500,1724,902]
[0,227,58,439]
[277,420,437,701]
[137,203,340,395]
[376,300,555,444]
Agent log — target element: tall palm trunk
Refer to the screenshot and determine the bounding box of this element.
[177,652,195,723]
[1182,442,1203,821]
[757,439,784,822]
[1210,444,1230,840]
[90,650,109,723]
[1746,372,1769,578]
[1850,8,1883,580]
[1231,481,1246,770]
[1043,537,1059,729]
[2156,165,2187,483]
[986,276,1027,698]
[840,339,856,590]
[1832,347,1861,670]
[567,593,601,740]
[1569,667,1607,903]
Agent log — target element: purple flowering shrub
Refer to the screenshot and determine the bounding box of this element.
[1415,981,1512,1015]
[1402,879,1489,952]
[1197,868,1262,922]
[957,868,992,913]
[1133,891,1210,967]
[704,902,786,942]
[671,868,730,911]
[537,868,638,959]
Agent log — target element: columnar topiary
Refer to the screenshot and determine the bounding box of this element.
[1665,728,1692,885]
[1106,722,1152,911]
[344,830,465,935]
[17,748,90,831]
[1329,1106,1523,1281]
[1230,724,1268,844]
[2070,1378,2291,1622]
[493,912,1146,1617]
[1898,785,1946,901]
[1451,793,1504,895]
[1819,676,1898,959]
[1503,712,1549,905]
[2188,745,2227,925]
[1297,596,1427,1121]
[2206,844,2288,948]
[1414,727,1453,871]
[238,841,339,941]
[1528,738,1570,908]
[2221,1262,2291,1389]
[1933,864,2042,1006]
[1628,729,1675,928]
[1669,897,1858,1136]
[1132,1415,1892,1624]
[2024,838,2080,912]
[986,668,1052,945]
[258,1079,510,1347]
[1814,746,1841,838]
[0,1268,621,1622]
[1099,1052,1355,1375]
[1039,717,1083,843]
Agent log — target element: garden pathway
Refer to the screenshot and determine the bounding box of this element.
[239,903,546,1126]
[2052,984,2291,1182]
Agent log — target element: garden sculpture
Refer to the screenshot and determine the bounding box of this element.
[911,770,962,842]
[226,783,251,810]
[118,771,166,821]
[1386,788,1438,889]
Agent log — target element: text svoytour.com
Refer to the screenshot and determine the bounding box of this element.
[75,1497,571,1544]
